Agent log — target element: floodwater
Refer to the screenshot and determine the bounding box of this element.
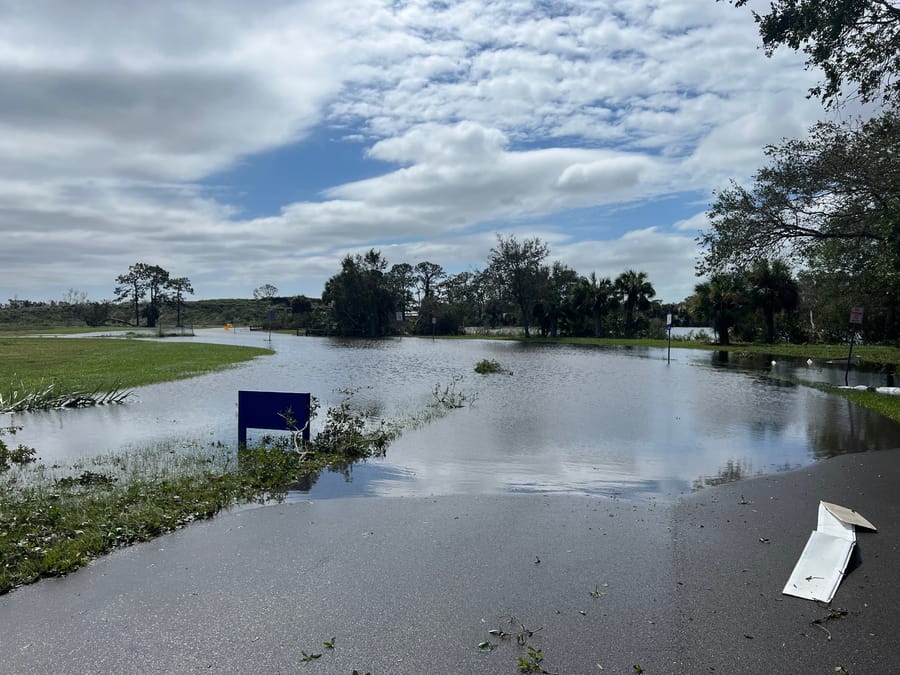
[5,330,899,501]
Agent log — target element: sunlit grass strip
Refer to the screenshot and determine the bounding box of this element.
[0,338,272,394]
[806,382,900,424]
[752,372,900,424]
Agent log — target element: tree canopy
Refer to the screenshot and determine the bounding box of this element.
[748,259,800,344]
[322,250,396,337]
[700,112,900,274]
[571,273,618,338]
[253,284,279,300]
[692,273,747,346]
[486,234,549,337]
[706,1,900,343]
[315,237,672,340]
[113,263,191,327]
[615,270,656,339]
[730,0,900,108]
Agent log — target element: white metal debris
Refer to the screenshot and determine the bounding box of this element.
[782,502,877,603]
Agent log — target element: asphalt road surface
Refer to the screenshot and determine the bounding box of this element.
[2,449,898,674]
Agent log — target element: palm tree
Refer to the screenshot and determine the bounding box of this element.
[692,273,747,346]
[614,270,656,338]
[573,273,618,337]
[748,259,799,343]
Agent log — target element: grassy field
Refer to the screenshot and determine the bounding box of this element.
[0,337,272,394]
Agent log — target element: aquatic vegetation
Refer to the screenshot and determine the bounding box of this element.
[432,374,476,409]
[474,358,508,374]
[0,381,472,593]
[0,426,36,473]
[0,379,131,413]
[310,390,399,459]
[0,441,314,593]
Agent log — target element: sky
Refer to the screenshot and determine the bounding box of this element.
[0,0,834,304]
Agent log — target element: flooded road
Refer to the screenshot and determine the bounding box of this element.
[6,330,899,500]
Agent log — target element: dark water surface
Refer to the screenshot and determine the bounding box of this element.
[6,330,899,500]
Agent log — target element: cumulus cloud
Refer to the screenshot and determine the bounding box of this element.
[0,0,827,303]
[556,156,652,193]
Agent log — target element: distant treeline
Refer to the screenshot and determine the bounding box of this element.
[0,296,324,332]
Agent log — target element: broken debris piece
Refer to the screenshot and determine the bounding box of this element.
[782,501,876,603]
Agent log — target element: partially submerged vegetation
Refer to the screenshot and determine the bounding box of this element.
[0,381,131,413]
[828,387,900,424]
[0,337,272,390]
[0,379,474,594]
[0,439,335,594]
[474,358,510,375]
[755,376,900,425]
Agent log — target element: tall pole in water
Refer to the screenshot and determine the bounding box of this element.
[846,306,863,386]
[666,312,672,365]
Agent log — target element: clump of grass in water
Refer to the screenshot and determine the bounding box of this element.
[0,378,131,413]
[474,358,510,375]
[432,374,476,409]
[405,376,478,430]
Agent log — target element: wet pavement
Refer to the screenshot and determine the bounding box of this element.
[1,448,899,674]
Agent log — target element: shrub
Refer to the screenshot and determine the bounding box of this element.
[474,358,507,374]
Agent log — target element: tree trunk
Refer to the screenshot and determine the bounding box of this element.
[764,307,775,343]
[716,318,731,346]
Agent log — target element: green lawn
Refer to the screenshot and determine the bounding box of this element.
[0,337,272,391]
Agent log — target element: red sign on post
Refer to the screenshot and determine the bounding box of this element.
[849,307,864,325]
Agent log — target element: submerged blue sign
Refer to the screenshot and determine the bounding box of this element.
[238,390,311,446]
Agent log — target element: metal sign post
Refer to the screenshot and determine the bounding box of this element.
[666,312,673,365]
[846,307,863,385]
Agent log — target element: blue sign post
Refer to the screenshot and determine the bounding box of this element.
[238,390,311,447]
